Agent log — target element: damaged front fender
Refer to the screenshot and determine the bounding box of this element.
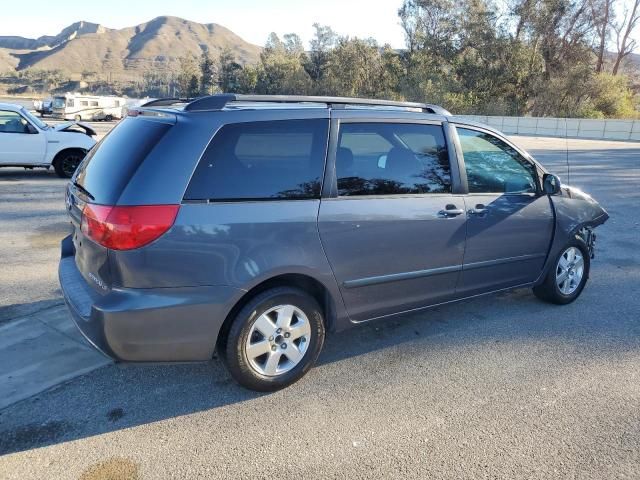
[52,121,97,137]
[535,185,609,284]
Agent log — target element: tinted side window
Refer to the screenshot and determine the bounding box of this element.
[336,123,451,196]
[457,128,537,194]
[185,119,328,201]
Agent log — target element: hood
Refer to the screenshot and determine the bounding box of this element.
[561,185,596,202]
[53,121,96,137]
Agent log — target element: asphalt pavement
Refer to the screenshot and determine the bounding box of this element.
[0,134,638,479]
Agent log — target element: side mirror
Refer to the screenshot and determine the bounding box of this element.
[543,173,561,195]
[26,123,38,134]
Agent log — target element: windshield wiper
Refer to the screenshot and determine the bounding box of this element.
[72,181,95,201]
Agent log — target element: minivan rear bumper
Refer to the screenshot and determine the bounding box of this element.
[58,235,244,362]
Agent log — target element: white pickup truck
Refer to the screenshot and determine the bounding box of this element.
[0,103,96,178]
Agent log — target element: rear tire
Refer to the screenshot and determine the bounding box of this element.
[223,287,325,391]
[533,237,590,305]
[53,150,84,178]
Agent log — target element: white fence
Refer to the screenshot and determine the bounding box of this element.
[457,115,640,141]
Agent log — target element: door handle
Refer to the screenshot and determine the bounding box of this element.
[437,204,465,218]
[468,204,488,215]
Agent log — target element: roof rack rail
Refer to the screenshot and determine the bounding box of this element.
[182,94,451,115]
[141,98,193,107]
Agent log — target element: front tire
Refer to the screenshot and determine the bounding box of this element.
[223,287,325,391]
[533,238,590,305]
[53,150,84,178]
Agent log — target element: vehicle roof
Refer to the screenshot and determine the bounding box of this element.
[0,103,26,112]
[139,94,451,115]
[448,116,504,135]
[137,104,503,138]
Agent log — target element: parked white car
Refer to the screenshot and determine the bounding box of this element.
[0,103,96,178]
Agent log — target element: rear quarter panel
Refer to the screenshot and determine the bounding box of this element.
[109,108,350,329]
[109,201,349,327]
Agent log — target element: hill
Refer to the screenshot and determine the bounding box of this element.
[0,16,261,79]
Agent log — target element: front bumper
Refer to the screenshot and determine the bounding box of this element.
[58,235,244,362]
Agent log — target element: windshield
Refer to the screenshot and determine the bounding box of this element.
[52,97,65,109]
[21,108,48,130]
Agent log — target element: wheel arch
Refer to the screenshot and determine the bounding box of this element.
[534,217,599,286]
[50,146,88,167]
[216,273,338,355]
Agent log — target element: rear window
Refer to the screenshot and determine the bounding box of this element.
[185,119,328,201]
[74,118,171,204]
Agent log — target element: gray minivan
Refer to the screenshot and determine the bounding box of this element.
[59,95,608,391]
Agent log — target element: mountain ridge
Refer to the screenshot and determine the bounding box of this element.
[0,16,261,78]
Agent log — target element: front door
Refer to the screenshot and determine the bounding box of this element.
[0,110,45,165]
[318,120,467,321]
[454,126,554,295]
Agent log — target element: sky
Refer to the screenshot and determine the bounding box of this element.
[0,0,408,48]
[1,0,638,52]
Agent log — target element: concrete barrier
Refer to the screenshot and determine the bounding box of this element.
[456,115,640,141]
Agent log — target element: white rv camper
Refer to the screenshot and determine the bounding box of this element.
[51,93,126,121]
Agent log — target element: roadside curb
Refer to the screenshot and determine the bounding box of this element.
[0,304,112,410]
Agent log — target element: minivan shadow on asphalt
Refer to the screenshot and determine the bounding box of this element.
[1,262,638,457]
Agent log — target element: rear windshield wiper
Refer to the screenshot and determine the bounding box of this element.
[72,181,95,201]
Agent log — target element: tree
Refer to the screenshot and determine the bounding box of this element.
[305,23,337,82]
[590,0,614,73]
[167,11,637,119]
[398,0,460,63]
[583,72,636,117]
[237,65,258,93]
[612,0,640,74]
[200,50,216,95]
[321,37,401,99]
[188,75,200,97]
[177,55,200,97]
[511,0,596,80]
[254,33,312,94]
[218,48,243,93]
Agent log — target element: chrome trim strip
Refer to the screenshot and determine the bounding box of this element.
[462,253,546,271]
[343,265,462,289]
[342,253,546,289]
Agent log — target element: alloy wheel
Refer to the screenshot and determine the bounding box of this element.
[556,246,585,295]
[62,154,82,178]
[244,304,311,376]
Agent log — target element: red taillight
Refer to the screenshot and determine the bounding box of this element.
[81,204,179,250]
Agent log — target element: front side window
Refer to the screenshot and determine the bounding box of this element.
[0,110,29,134]
[185,119,329,201]
[336,123,451,196]
[67,99,75,107]
[457,127,537,194]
